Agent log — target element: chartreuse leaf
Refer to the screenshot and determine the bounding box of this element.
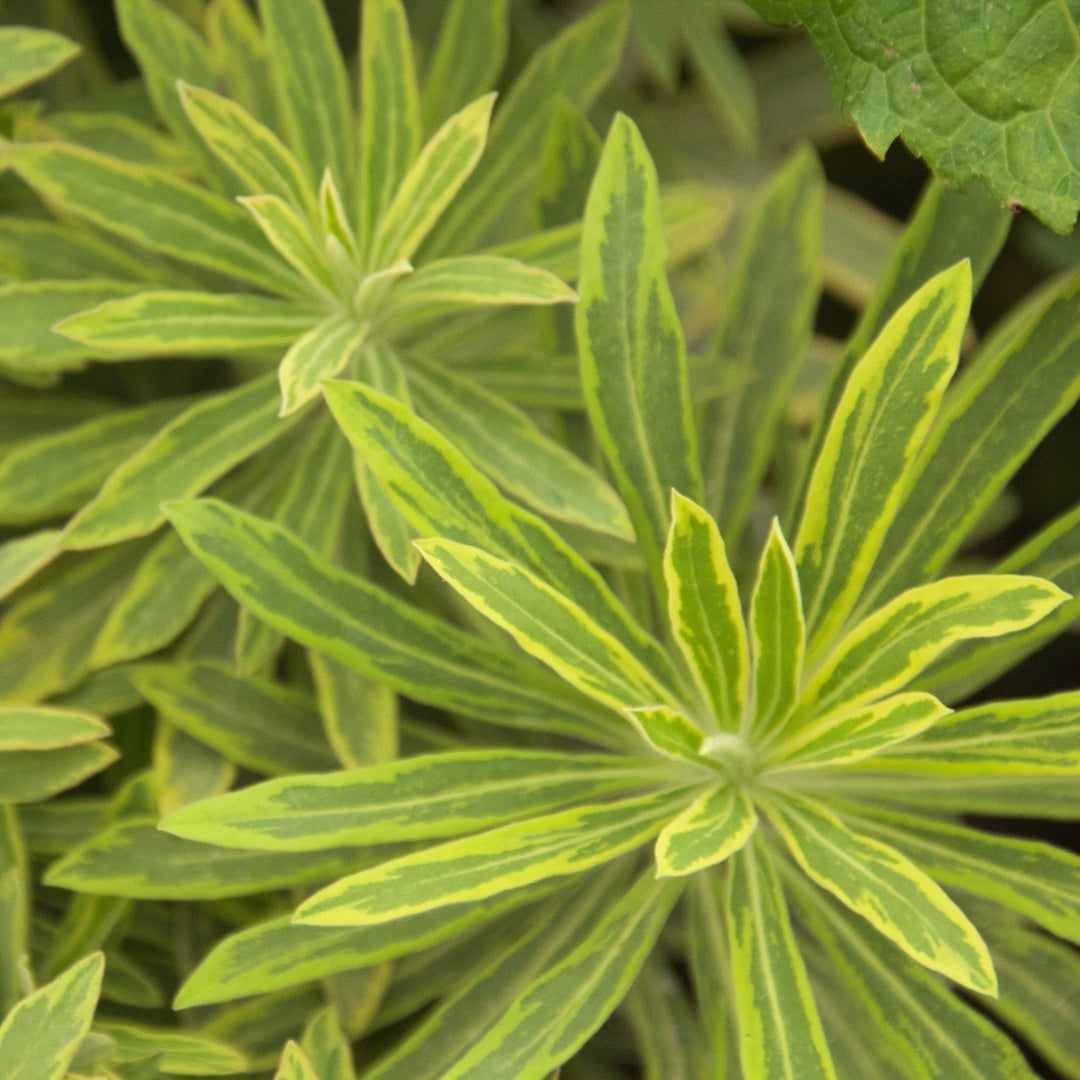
[418,539,681,713]
[56,291,319,358]
[131,660,337,777]
[725,839,836,1080]
[762,791,996,993]
[301,1009,354,1080]
[162,499,619,744]
[839,803,1080,945]
[405,365,632,539]
[0,706,108,750]
[63,374,303,550]
[179,82,317,218]
[45,818,368,900]
[798,574,1068,722]
[624,705,704,762]
[275,1041,318,1080]
[577,113,701,589]
[295,789,689,926]
[6,143,300,295]
[257,0,353,200]
[794,262,970,658]
[663,491,748,729]
[278,315,367,417]
[358,0,420,263]
[96,1022,248,1075]
[704,146,823,542]
[0,26,79,97]
[369,94,495,269]
[161,749,671,851]
[240,194,338,298]
[767,693,949,770]
[0,530,59,601]
[654,784,756,877]
[154,724,235,817]
[0,952,102,1080]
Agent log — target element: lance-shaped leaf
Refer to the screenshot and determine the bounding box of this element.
[0,952,102,1080]
[179,82,317,219]
[369,94,495,269]
[577,113,701,590]
[56,291,320,358]
[163,499,618,744]
[655,784,756,877]
[62,374,303,550]
[309,652,397,770]
[0,530,60,601]
[279,315,367,417]
[767,693,950,770]
[155,725,235,818]
[161,749,670,851]
[418,539,681,713]
[295,789,688,926]
[301,1009,354,1080]
[6,143,301,295]
[0,218,157,284]
[0,26,79,97]
[275,1041,317,1080]
[749,518,804,738]
[0,706,109,751]
[663,491,748,729]
[840,804,1080,946]
[794,262,970,659]
[798,574,1068,721]
[762,791,996,994]
[240,195,338,298]
[625,705,706,762]
[97,1022,248,1076]
[45,818,369,900]
[725,839,836,1080]
[257,0,354,199]
[0,743,118,803]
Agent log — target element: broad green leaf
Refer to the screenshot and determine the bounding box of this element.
[725,839,836,1080]
[294,789,688,926]
[63,374,303,549]
[163,498,620,744]
[96,1022,248,1076]
[301,1009,354,1080]
[257,0,354,199]
[309,652,397,769]
[704,147,823,541]
[767,693,949,770]
[795,262,970,657]
[0,530,60,602]
[154,724,235,817]
[841,804,1080,945]
[161,749,671,850]
[798,574,1068,721]
[0,218,157,284]
[45,818,368,900]
[0,953,103,1080]
[358,0,421,263]
[762,791,996,993]
[577,113,701,589]
[655,784,756,876]
[132,660,337,777]
[369,94,495,269]
[6,142,300,295]
[56,291,319,358]
[275,1041,318,1080]
[279,315,367,417]
[624,704,705,762]
[239,194,338,298]
[406,364,632,539]
[748,0,1080,231]
[0,706,108,751]
[418,538,681,713]
[663,491,748,729]
[178,82,317,218]
[0,26,79,97]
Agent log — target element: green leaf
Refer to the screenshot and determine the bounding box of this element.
[0,953,102,1080]
[536,98,602,231]
[654,783,756,876]
[0,26,79,97]
[275,1041,318,1080]
[749,0,1080,231]
[294,789,688,926]
[62,374,303,549]
[161,749,671,851]
[239,194,338,298]
[369,94,495,269]
[0,530,60,601]
[96,1022,248,1076]
[798,574,1068,722]
[309,652,397,769]
[624,704,705,762]
[576,113,701,590]
[0,218,157,286]
[725,839,836,1080]
[131,660,337,777]
[762,791,996,993]
[162,498,618,743]
[662,491,748,729]
[418,538,681,713]
[0,744,117,803]
[0,705,109,751]
[794,262,971,658]
[56,291,320,357]
[154,724,235,817]
[301,1008,354,1080]
[767,692,949,770]
[256,0,354,199]
[45,818,368,900]
[278,315,367,416]
[206,0,278,129]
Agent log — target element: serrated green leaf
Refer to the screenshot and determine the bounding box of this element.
[0,705,108,751]
[278,315,367,417]
[0,26,80,97]
[577,113,701,590]
[0,530,60,601]
[97,1022,248,1076]
[654,783,756,876]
